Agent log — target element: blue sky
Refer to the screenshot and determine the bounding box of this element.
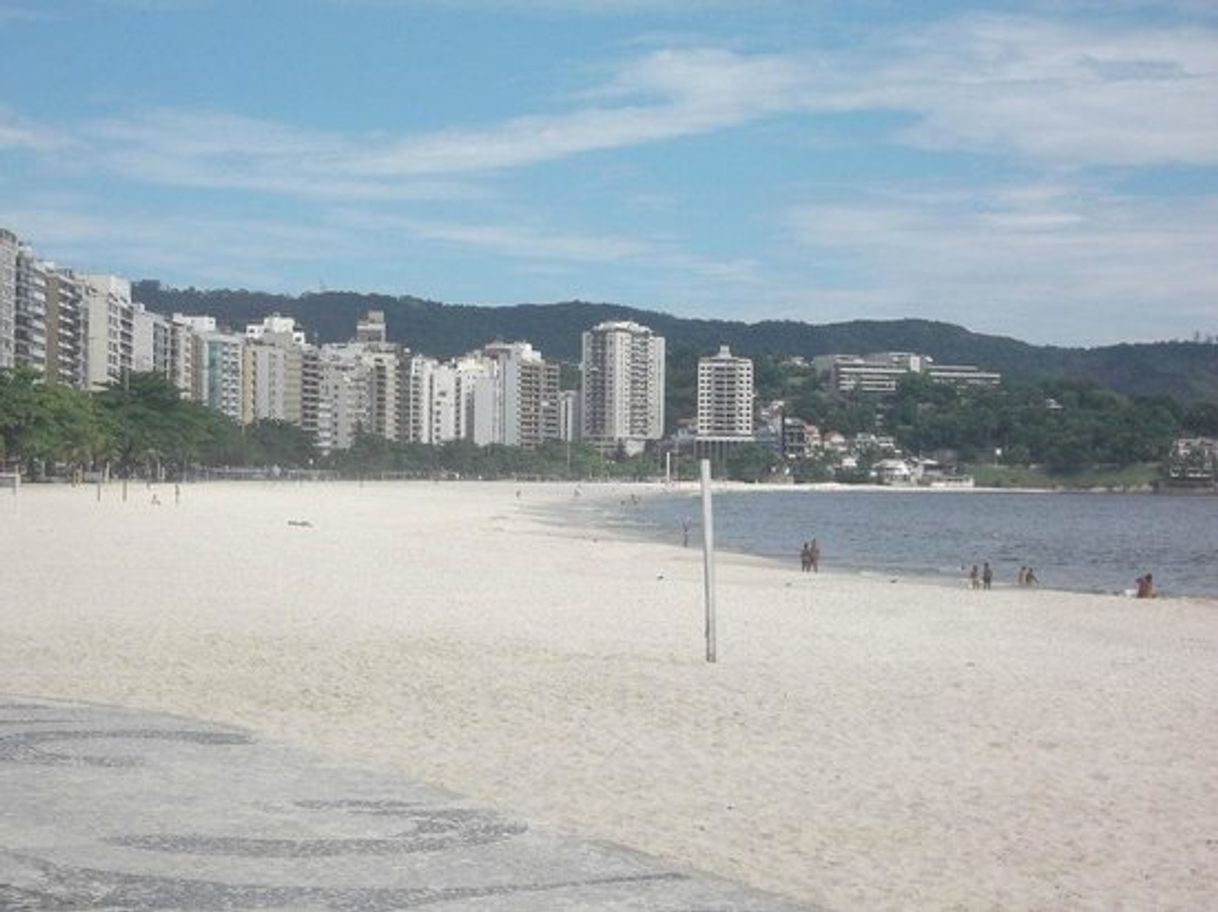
[1,0,1215,346]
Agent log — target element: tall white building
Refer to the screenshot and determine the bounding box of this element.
[165,317,200,399]
[361,346,403,442]
[81,275,135,389]
[132,303,171,376]
[314,345,368,453]
[401,354,438,444]
[14,246,48,373]
[243,339,303,426]
[475,341,560,449]
[198,330,245,422]
[0,228,19,369]
[696,345,754,439]
[580,321,665,456]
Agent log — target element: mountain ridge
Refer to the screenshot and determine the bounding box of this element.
[132,281,1218,403]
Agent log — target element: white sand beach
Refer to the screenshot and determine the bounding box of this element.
[1,481,1215,911]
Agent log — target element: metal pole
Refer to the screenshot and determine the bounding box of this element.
[665,451,671,485]
[700,458,717,664]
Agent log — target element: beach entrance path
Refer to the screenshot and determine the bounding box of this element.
[0,696,819,911]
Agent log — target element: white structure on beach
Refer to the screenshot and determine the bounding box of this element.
[580,320,665,455]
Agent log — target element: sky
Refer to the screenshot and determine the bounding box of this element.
[0,0,1215,347]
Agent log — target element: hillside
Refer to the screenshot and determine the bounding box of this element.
[132,282,1218,403]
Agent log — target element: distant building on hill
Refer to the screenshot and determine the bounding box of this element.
[813,351,1001,394]
[355,310,387,345]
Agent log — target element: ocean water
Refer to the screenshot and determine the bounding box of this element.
[609,488,1218,599]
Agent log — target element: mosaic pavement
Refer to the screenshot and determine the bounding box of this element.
[0,698,819,911]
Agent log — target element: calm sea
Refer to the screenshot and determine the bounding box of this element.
[598,488,1218,599]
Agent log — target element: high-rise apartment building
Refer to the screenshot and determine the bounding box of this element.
[165,317,200,399]
[0,228,18,369]
[361,347,402,442]
[313,345,367,453]
[476,342,560,449]
[696,345,754,439]
[132,303,172,377]
[401,354,437,444]
[44,268,85,388]
[81,275,135,389]
[243,338,303,426]
[197,330,245,422]
[14,246,48,373]
[580,321,665,455]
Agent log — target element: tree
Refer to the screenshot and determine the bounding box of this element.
[245,420,316,468]
[0,366,47,465]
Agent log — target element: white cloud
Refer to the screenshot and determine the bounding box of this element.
[0,108,66,151]
[7,14,1215,200]
[860,16,1218,166]
[784,182,1218,343]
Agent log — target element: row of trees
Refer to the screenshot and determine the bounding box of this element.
[0,367,657,481]
[1,368,312,478]
[4,360,1217,483]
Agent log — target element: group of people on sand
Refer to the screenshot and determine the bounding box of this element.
[1135,573,1156,598]
[966,562,1042,590]
[967,562,993,590]
[1017,565,1039,587]
[800,539,821,573]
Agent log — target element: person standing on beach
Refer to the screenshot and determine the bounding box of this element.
[809,538,821,573]
[969,564,980,589]
[982,562,993,590]
[682,518,691,548]
[1136,573,1155,598]
[800,542,811,572]
[1025,567,1039,586]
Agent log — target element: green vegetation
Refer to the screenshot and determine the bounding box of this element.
[968,463,1162,490]
[0,367,659,481]
[135,281,1218,403]
[884,376,1183,470]
[0,368,312,478]
[3,357,1215,486]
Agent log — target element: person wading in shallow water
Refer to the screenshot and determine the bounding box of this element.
[982,562,993,590]
[809,538,821,573]
[1136,573,1156,598]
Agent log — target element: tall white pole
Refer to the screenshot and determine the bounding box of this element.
[700,458,717,663]
[665,451,672,485]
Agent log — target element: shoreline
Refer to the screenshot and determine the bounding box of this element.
[548,481,1217,604]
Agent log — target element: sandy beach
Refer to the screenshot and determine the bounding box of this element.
[1,480,1215,911]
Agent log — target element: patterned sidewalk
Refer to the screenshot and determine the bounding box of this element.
[0,697,820,911]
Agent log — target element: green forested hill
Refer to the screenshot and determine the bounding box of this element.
[132,281,1218,402]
